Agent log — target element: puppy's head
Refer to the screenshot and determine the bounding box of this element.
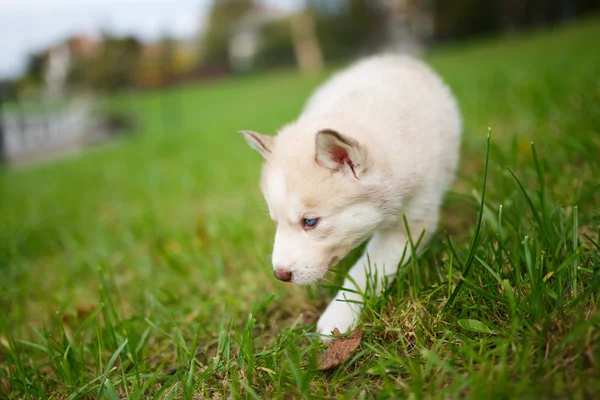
[241,125,385,285]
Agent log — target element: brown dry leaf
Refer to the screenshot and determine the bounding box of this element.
[318,328,363,370]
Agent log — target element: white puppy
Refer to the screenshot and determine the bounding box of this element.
[241,55,461,337]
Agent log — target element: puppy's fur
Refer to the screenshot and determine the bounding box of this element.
[242,55,461,337]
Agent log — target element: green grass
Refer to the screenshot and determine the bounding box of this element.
[1,17,599,399]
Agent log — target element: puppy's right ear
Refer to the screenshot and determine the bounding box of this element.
[239,130,273,159]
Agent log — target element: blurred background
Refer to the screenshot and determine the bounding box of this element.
[1,2,600,397]
[1,0,599,165]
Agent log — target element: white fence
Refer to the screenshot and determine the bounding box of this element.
[0,99,99,164]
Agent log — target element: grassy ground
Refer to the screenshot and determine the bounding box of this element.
[1,17,599,399]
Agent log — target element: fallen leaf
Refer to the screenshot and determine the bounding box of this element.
[318,328,363,370]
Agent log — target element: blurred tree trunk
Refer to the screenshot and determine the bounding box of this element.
[290,11,324,75]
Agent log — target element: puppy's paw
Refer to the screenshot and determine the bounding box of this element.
[316,301,359,342]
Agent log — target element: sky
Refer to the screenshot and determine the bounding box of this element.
[0,0,302,79]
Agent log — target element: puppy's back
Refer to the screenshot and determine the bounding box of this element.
[301,55,461,194]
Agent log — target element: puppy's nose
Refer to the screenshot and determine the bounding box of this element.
[274,268,292,282]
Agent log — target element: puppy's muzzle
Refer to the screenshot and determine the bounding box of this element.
[274,268,292,282]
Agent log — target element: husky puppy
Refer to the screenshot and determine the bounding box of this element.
[241,55,461,338]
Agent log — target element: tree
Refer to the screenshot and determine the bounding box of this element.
[307,0,386,61]
[69,35,142,93]
[432,0,600,42]
[23,52,46,87]
[201,0,256,68]
[290,11,324,74]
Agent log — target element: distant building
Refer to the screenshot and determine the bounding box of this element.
[43,34,101,98]
[44,45,71,98]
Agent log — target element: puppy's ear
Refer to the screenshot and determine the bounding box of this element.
[315,129,368,179]
[239,130,273,159]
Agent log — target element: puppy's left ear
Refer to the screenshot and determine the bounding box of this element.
[315,129,368,179]
[239,130,273,159]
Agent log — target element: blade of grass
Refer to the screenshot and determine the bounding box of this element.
[572,206,579,298]
[444,130,491,311]
[507,168,551,246]
[96,338,129,400]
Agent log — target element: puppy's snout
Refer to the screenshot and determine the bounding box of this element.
[274,268,292,282]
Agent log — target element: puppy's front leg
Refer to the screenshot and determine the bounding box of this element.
[316,228,412,338]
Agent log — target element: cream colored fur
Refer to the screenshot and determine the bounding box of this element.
[241,55,461,339]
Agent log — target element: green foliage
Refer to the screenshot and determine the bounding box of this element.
[254,18,297,70]
[309,0,386,60]
[13,53,46,93]
[1,17,599,399]
[69,36,143,93]
[23,53,46,86]
[433,0,600,40]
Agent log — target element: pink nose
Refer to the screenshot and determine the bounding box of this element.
[274,268,292,282]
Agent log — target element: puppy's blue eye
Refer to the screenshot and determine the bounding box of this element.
[303,218,319,228]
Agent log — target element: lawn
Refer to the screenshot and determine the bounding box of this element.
[1,17,599,399]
